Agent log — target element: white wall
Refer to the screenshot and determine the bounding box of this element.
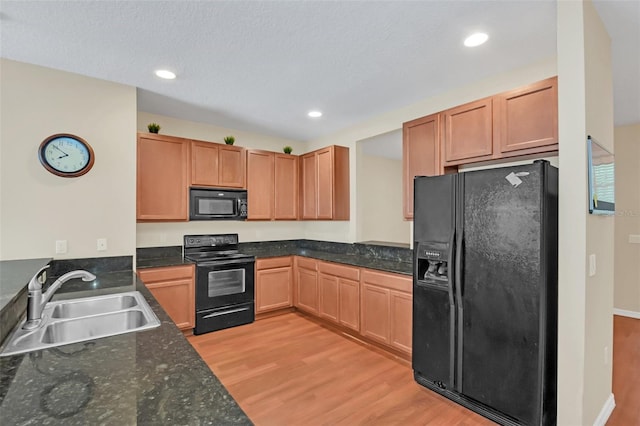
[557,1,615,424]
[0,59,137,260]
[356,153,409,244]
[613,124,640,314]
[304,57,558,243]
[136,112,308,247]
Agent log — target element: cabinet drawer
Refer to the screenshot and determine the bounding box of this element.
[318,261,360,281]
[361,269,411,293]
[257,256,292,270]
[296,257,318,271]
[138,265,194,283]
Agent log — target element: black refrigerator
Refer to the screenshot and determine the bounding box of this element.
[412,160,558,426]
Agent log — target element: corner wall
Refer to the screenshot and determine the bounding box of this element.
[614,123,640,315]
[0,59,137,260]
[556,1,615,424]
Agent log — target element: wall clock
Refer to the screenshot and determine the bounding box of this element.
[38,133,95,177]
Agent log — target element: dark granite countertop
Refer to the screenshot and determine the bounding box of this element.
[0,270,251,425]
[137,240,413,276]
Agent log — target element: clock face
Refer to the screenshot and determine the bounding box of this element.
[38,134,95,177]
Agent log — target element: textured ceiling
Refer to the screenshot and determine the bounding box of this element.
[0,1,637,143]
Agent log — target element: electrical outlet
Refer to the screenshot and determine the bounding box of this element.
[588,254,596,277]
[97,238,107,251]
[55,240,67,254]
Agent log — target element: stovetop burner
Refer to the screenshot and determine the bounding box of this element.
[183,234,254,263]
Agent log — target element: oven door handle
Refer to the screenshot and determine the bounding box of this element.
[201,306,250,319]
[196,258,254,267]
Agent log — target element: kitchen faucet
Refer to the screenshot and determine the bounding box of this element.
[23,265,96,330]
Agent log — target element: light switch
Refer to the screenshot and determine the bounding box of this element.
[629,234,640,244]
[589,254,596,277]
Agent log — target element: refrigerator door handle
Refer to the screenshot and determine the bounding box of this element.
[447,231,456,306]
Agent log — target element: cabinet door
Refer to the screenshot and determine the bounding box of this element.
[403,113,441,219]
[256,267,292,313]
[443,98,493,164]
[318,273,339,324]
[316,147,334,219]
[137,135,189,221]
[274,154,299,220]
[247,150,275,220]
[296,267,319,314]
[390,290,412,355]
[219,145,245,188]
[360,283,391,345]
[191,141,219,187]
[339,278,360,332]
[145,279,195,330]
[300,153,317,219]
[496,76,558,154]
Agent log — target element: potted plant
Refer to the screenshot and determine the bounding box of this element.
[147,123,161,133]
[224,136,235,145]
[283,146,293,154]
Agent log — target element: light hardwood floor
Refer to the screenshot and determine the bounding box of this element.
[607,315,640,426]
[188,312,639,426]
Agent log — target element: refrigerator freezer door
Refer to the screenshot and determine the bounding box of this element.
[459,163,545,425]
[412,174,457,390]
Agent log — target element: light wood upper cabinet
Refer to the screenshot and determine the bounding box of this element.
[255,257,293,314]
[190,140,245,188]
[137,133,189,221]
[443,97,494,165]
[247,150,275,220]
[403,113,441,219]
[191,141,219,187]
[495,76,558,156]
[246,150,299,220]
[138,265,195,331]
[274,153,299,220]
[219,145,246,188]
[300,145,349,220]
[300,153,317,219]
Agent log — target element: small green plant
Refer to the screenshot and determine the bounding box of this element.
[283,146,293,154]
[147,123,161,133]
[224,136,235,145]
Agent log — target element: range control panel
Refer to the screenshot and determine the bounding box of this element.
[184,234,238,249]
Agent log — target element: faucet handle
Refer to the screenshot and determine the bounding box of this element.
[27,265,50,292]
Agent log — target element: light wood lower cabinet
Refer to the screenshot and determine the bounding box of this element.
[318,261,360,332]
[295,257,319,315]
[255,257,293,313]
[291,256,412,357]
[360,268,412,356]
[138,265,195,331]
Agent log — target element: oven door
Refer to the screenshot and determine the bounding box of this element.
[195,258,255,311]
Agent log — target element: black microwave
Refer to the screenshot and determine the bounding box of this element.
[189,188,248,220]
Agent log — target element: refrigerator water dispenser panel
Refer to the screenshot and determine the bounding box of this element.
[416,242,449,286]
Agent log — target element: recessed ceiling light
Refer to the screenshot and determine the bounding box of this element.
[464,32,489,47]
[155,69,176,79]
[308,110,323,118]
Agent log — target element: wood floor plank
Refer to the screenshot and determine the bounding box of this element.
[188,312,638,425]
[188,313,493,425]
[607,315,640,426]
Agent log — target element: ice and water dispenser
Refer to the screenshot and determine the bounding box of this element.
[415,242,450,287]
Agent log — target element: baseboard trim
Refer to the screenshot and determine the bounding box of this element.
[593,393,616,426]
[613,308,640,319]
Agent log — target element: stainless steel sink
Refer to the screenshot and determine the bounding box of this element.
[0,291,160,357]
[51,293,138,319]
